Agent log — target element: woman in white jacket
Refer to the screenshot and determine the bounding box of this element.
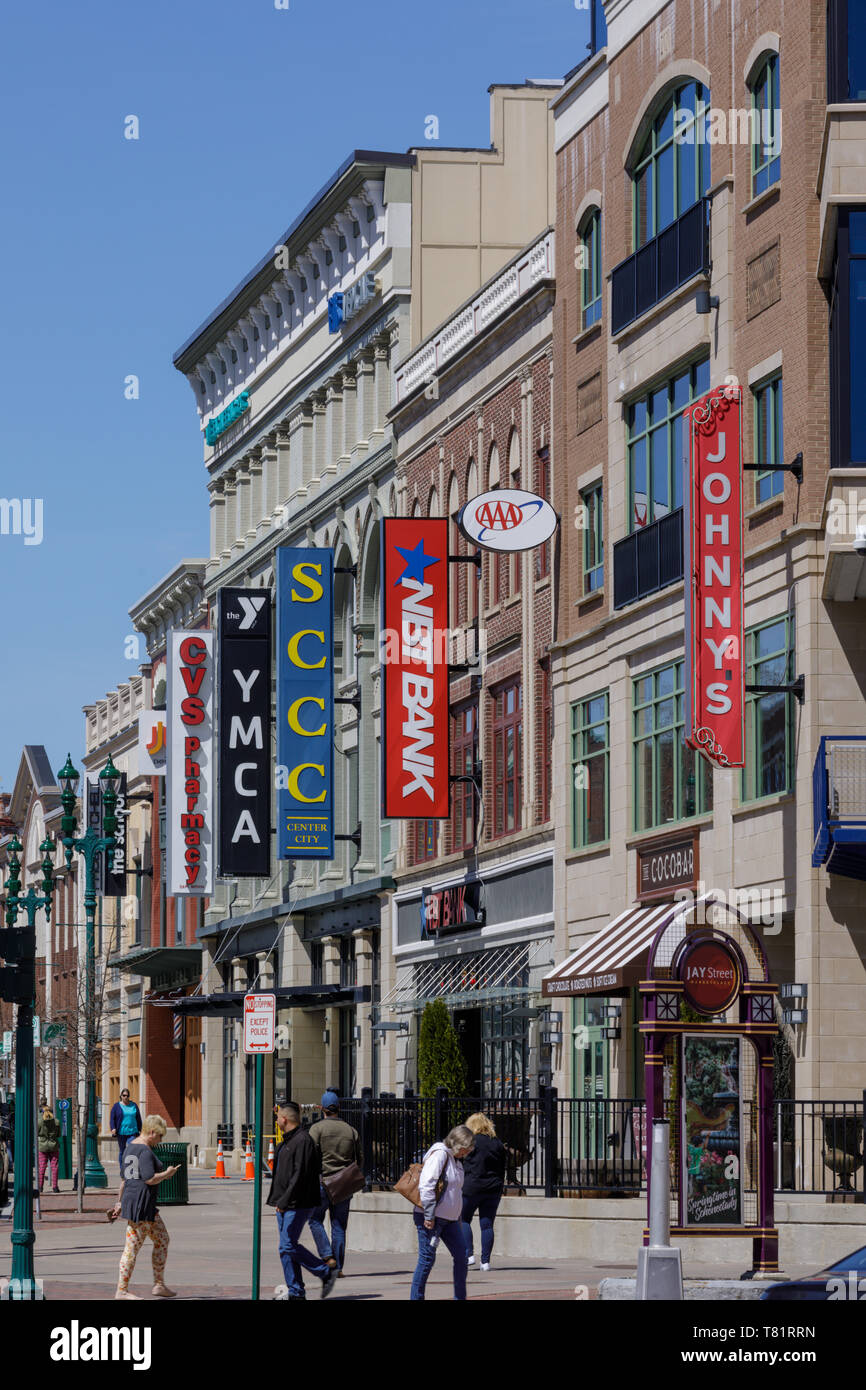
[410,1124,475,1300]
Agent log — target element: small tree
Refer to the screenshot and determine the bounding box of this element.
[417,1000,468,1097]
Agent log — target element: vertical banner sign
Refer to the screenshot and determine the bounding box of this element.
[104,772,128,896]
[683,386,745,768]
[85,775,105,895]
[138,708,167,776]
[276,548,334,859]
[682,1035,742,1226]
[166,629,215,895]
[381,518,450,818]
[218,587,272,876]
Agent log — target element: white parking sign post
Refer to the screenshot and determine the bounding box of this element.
[243,993,275,1302]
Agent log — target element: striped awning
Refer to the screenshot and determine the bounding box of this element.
[541,900,691,997]
[380,939,550,1011]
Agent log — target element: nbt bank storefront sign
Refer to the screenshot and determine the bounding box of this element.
[277,547,334,858]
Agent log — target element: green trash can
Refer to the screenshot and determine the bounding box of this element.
[152,1142,190,1205]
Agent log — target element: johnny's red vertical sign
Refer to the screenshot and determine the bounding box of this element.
[683,386,745,768]
[381,518,450,818]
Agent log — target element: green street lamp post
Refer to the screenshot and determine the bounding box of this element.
[57,753,120,1191]
[4,833,55,1299]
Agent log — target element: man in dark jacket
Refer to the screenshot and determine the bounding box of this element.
[266,1102,338,1300]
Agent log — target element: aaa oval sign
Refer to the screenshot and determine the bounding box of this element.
[457,489,558,553]
[679,938,741,1015]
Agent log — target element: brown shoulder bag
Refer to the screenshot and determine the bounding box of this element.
[393,1151,448,1208]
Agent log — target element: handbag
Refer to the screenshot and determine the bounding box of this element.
[393,1151,448,1209]
[321,1160,365,1206]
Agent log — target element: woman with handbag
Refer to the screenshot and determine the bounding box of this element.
[307,1092,364,1277]
[409,1124,475,1301]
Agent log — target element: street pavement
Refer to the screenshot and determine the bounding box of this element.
[1,1167,814,1301]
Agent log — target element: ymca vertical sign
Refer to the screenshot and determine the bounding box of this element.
[683,386,745,768]
[166,629,215,895]
[276,547,335,859]
[218,588,272,877]
[381,518,450,818]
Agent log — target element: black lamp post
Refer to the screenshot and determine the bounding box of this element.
[57,752,120,1190]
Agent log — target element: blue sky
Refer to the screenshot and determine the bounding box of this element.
[0,0,591,794]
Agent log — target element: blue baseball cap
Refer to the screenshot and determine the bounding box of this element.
[321,1090,340,1110]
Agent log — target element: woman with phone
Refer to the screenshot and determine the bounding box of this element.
[110,1114,180,1300]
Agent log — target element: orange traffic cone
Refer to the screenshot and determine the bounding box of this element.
[266,1140,275,1173]
[211,1139,230,1180]
[241,1138,255,1182]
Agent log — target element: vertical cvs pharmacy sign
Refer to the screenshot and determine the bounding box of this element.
[166,629,215,894]
[683,387,745,768]
[276,547,335,858]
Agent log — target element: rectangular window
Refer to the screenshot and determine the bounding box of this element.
[451,701,478,851]
[628,358,710,530]
[571,692,609,848]
[411,819,437,864]
[582,483,604,592]
[753,375,784,503]
[582,210,602,330]
[830,208,866,467]
[339,936,357,989]
[310,941,324,987]
[492,679,523,837]
[535,447,551,580]
[751,55,781,197]
[540,661,553,823]
[742,617,794,803]
[632,661,713,832]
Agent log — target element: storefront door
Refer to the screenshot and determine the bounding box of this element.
[573,998,610,1160]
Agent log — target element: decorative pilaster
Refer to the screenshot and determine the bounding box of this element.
[355,348,376,452]
[340,363,358,467]
[322,375,343,484]
[221,472,238,560]
[247,449,264,545]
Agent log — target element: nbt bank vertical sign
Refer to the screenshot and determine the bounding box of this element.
[277,548,334,858]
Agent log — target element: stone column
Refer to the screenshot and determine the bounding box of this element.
[275,428,291,518]
[323,936,342,1090]
[311,391,327,491]
[371,337,390,446]
[209,480,226,566]
[340,363,357,467]
[322,374,343,484]
[247,449,263,546]
[222,472,238,561]
[257,438,277,544]
[232,460,250,556]
[356,619,378,874]
[355,349,375,452]
[353,929,375,1091]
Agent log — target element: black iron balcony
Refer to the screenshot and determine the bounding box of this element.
[610,199,710,336]
[613,508,683,610]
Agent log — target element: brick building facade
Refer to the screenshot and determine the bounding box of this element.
[548,0,866,1120]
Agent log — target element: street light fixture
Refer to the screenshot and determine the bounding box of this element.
[57,752,120,1191]
[2,833,55,1299]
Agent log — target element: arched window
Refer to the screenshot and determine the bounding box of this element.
[750,54,780,197]
[578,208,602,329]
[508,430,521,597]
[487,443,501,607]
[466,457,478,625]
[632,81,710,248]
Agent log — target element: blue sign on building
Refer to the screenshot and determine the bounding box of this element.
[276,546,335,859]
[327,293,344,334]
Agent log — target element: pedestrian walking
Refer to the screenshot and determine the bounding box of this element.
[410,1124,475,1301]
[37,1104,61,1193]
[109,1089,142,1168]
[110,1114,180,1301]
[266,1101,339,1301]
[460,1112,506,1271]
[1,1099,14,1171]
[308,1090,362,1277]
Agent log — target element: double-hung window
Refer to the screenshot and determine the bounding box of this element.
[829,209,866,467]
[579,209,602,330]
[581,483,604,591]
[492,680,522,837]
[571,692,609,848]
[628,358,709,530]
[753,375,783,503]
[751,54,781,197]
[742,617,794,803]
[451,701,478,851]
[633,660,713,832]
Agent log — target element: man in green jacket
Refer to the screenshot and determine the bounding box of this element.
[307,1092,362,1276]
[38,1105,61,1193]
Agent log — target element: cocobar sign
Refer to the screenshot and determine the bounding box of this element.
[457,489,557,553]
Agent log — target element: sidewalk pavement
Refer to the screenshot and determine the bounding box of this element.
[1,1167,815,1301]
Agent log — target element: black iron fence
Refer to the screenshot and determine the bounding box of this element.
[296,1089,865,1201]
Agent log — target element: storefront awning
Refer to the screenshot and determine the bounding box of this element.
[149,985,371,1017]
[111,946,202,979]
[541,900,691,997]
[380,939,550,1012]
